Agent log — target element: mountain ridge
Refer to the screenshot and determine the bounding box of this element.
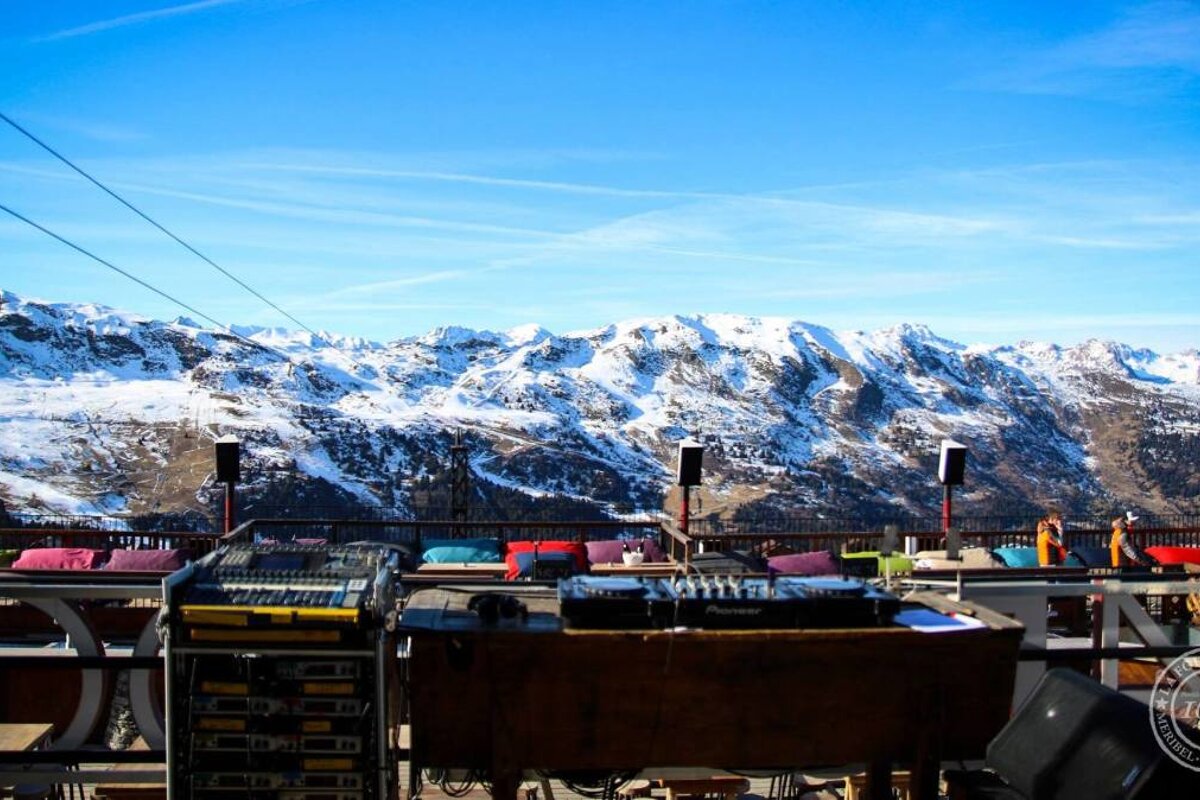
[1,289,1197,522]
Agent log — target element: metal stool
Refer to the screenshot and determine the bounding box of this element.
[12,784,51,800]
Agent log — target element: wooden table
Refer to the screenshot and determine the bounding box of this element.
[844,770,911,800]
[0,724,53,799]
[414,563,508,578]
[655,776,750,800]
[0,725,52,753]
[588,562,681,577]
[401,588,1023,800]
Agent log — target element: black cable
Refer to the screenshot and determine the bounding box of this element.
[541,771,639,800]
[0,110,333,348]
[0,201,284,361]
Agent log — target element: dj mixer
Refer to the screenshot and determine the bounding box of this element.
[558,574,899,629]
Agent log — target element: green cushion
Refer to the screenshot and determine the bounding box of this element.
[841,550,912,574]
[878,555,913,573]
[0,549,18,568]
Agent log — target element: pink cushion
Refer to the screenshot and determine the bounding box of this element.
[1145,546,1200,565]
[585,538,667,565]
[12,548,104,570]
[767,551,839,576]
[104,548,188,571]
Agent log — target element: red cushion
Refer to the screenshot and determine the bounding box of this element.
[1145,546,1200,565]
[104,548,188,571]
[11,548,104,570]
[504,540,588,579]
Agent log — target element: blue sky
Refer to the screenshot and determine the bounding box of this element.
[1,1,1198,350]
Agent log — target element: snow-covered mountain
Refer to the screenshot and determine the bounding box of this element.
[1,290,1197,522]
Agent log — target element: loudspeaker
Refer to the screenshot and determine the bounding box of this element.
[881,525,899,557]
[215,435,240,484]
[939,439,967,485]
[676,440,703,486]
[985,668,1200,799]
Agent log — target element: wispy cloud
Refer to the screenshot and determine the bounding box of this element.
[4,142,1198,351]
[247,163,691,200]
[105,179,566,240]
[973,1,1200,98]
[1031,233,1174,250]
[917,313,1200,337]
[325,271,472,299]
[36,0,249,42]
[3,113,149,143]
[735,270,1001,301]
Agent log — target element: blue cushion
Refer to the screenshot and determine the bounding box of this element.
[993,547,1041,568]
[420,538,502,564]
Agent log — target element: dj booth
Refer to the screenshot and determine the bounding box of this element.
[400,582,1023,800]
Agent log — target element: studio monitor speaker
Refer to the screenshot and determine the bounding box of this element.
[939,439,967,485]
[676,440,703,487]
[215,435,240,484]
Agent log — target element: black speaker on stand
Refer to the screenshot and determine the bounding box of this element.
[676,439,703,538]
[938,439,967,535]
[215,435,240,533]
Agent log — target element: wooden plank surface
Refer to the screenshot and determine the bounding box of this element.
[588,563,680,577]
[93,738,165,800]
[414,563,508,578]
[0,723,52,752]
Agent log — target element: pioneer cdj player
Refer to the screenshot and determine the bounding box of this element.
[558,574,899,630]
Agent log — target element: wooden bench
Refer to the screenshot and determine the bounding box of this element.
[618,776,751,800]
[92,740,164,800]
[844,770,912,800]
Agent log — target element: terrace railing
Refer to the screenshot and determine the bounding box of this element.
[224,517,692,562]
[692,526,1200,556]
[0,528,227,557]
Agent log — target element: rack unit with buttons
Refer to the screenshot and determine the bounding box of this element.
[164,545,398,800]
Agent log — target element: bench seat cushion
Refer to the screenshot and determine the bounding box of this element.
[11,548,104,570]
[420,538,503,564]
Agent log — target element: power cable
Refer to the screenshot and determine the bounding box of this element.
[0,201,285,361]
[0,110,332,348]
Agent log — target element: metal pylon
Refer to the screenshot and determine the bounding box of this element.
[450,429,470,529]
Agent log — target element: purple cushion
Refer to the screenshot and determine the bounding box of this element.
[104,548,188,571]
[767,551,839,576]
[11,548,104,570]
[585,537,666,565]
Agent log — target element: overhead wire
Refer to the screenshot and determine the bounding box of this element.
[0,109,334,348]
[0,201,287,361]
[0,110,383,404]
[0,110,404,471]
